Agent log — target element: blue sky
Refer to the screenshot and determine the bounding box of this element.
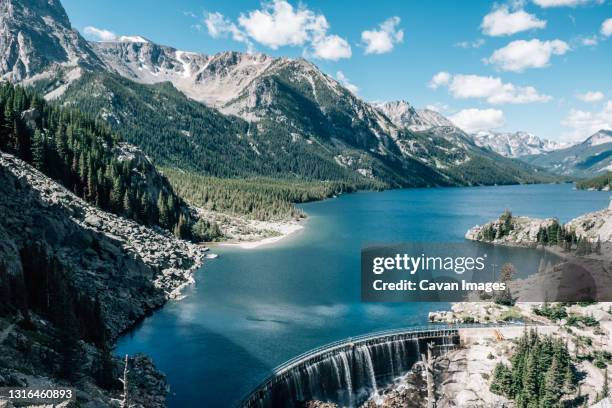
[63,0,611,142]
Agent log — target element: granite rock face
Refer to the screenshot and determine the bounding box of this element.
[0,0,101,81]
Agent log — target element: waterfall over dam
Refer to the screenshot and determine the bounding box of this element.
[239,327,460,408]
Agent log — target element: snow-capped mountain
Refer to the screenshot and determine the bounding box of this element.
[471,131,567,158]
[0,0,101,81]
[375,100,454,131]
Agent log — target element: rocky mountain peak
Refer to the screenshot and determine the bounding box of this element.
[0,0,102,81]
[376,100,455,131]
[584,129,612,147]
[376,100,418,126]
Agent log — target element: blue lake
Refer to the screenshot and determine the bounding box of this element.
[116,184,611,407]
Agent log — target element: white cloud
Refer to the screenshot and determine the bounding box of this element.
[205,12,250,43]
[533,0,603,7]
[576,91,605,102]
[561,101,612,142]
[336,71,359,94]
[428,71,451,89]
[455,39,486,48]
[312,35,352,61]
[481,6,546,36]
[485,39,569,72]
[602,18,612,36]
[361,16,404,55]
[205,1,350,60]
[431,73,551,104]
[450,108,505,133]
[83,26,117,42]
[237,0,327,49]
[580,35,598,46]
[425,103,450,113]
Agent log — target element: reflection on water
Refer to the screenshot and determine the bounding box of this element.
[116,184,611,407]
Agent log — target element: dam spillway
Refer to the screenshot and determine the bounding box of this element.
[239,326,461,408]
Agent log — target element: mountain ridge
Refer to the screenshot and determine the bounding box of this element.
[520,129,612,177]
[471,130,568,158]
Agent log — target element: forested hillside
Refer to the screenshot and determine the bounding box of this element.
[162,168,383,221]
[57,72,373,183]
[0,82,219,241]
[576,171,612,191]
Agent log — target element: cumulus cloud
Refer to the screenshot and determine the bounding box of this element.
[561,101,612,142]
[428,71,451,89]
[602,18,612,37]
[312,35,352,61]
[576,91,604,102]
[83,26,117,42]
[205,12,250,43]
[237,0,327,49]
[481,6,546,36]
[485,39,569,72]
[336,71,359,94]
[430,73,551,104]
[533,0,603,7]
[450,109,505,133]
[204,1,351,60]
[361,17,404,55]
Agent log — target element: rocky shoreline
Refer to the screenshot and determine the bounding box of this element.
[0,153,210,407]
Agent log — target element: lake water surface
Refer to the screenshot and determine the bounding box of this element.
[116,184,611,407]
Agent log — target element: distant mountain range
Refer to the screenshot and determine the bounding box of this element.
[520,129,612,177]
[471,130,568,158]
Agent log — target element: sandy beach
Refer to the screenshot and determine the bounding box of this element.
[218,220,305,249]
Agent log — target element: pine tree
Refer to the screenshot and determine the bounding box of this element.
[122,191,132,218]
[111,176,123,211]
[598,368,610,402]
[540,358,564,408]
[522,347,540,405]
[491,363,513,396]
[31,128,45,170]
[157,194,169,228]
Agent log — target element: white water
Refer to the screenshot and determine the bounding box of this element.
[359,346,379,396]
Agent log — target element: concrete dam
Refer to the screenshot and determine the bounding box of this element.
[239,326,462,408]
